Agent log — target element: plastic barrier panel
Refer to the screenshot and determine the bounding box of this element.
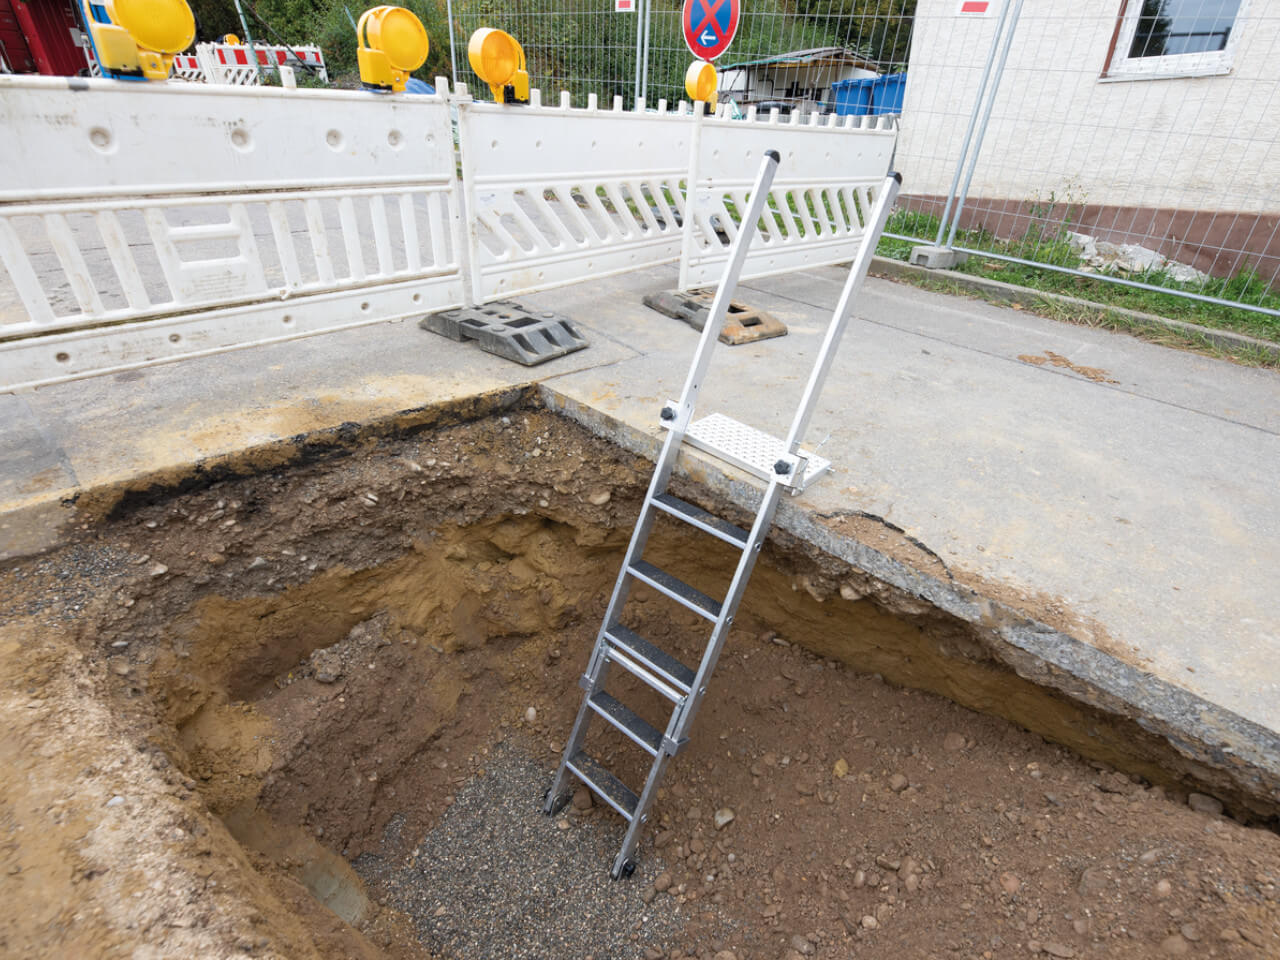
[0,76,460,389]
[456,88,692,304]
[680,108,897,289]
[195,42,329,86]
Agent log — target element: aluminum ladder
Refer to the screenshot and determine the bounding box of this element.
[544,150,902,878]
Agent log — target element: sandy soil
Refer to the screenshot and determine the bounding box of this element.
[1,404,1277,959]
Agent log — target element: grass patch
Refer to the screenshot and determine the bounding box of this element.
[876,268,1279,369]
[878,210,1280,345]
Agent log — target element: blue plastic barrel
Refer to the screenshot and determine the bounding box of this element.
[870,73,906,115]
[831,77,874,116]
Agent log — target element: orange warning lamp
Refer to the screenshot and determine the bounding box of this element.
[685,59,717,109]
[358,5,430,92]
[468,27,529,104]
[79,0,196,81]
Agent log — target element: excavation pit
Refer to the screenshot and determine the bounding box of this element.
[2,399,1278,958]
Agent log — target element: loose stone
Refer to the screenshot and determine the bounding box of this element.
[1187,793,1223,816]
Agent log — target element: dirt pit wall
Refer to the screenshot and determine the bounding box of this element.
[2,396,1278,958]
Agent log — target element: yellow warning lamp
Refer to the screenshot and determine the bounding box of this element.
[358,5,430,92]
[685,59,717,110]
[468,27,529,104]
[223,33,241,45]
[80,0,196,81]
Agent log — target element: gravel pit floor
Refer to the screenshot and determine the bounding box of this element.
[0,402,1278,959]
[355,742,696,960]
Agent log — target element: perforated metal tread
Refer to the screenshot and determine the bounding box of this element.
[628,560,722,621]
[588,691,664,755]
[604,625,695,695]
[567,751,639,820]
[651,493,749,548]
[684,412,830,489]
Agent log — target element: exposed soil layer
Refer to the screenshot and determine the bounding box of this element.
[1,403,1278,959]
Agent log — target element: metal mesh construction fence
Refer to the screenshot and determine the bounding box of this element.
[436,0,1279,321]
[442,1,914,110]
[890,0,1280,321]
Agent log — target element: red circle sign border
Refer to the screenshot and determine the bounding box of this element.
[682,0,740,62]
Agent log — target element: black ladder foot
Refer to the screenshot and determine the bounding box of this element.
[610,858,637,881]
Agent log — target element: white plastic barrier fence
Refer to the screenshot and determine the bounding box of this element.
[170,53,205,82]
[0,76,896,390]
[196,42,329,86]
[680,108,898,289]
[0,76,461,390]
[456,88,692,304]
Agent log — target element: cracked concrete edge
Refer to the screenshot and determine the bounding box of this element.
[0,385,535,563]
[871,256,1280,361]
[537,383,1280,816]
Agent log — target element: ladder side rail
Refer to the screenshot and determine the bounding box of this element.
[780,172,902,457]
[543,693,602,813]
[544,150,789,875]
[585,150,786,684]
[611,752,674,878]
[612,478,788,872]
[664,151,781,442]
[670,478,787,744]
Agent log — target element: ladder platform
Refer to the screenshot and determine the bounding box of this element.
[684,412,831,490]
[588,691,664,756]
[604,624,695,696]
[651,493,749,548]
[628,560,722,622]
[567,750,639,821]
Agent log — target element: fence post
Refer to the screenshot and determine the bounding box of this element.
[446,0,459,87]
[633,0,645,104]
[452,86,482,307]
[677,102,705,292]
[641,0,652,102]
[933,0,1013,247]
[909,0,1020,270]
[944,0,1025,250]
[231,0,264,84]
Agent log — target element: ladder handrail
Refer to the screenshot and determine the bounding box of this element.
[782,172,902,457]
[667,151,782,444]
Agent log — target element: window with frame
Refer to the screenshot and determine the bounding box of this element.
[1105,0,1248,79]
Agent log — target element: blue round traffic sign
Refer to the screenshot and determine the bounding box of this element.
[682,0,740,62]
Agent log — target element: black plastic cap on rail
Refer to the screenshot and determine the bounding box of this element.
[891,170,903,184]
[765,149,781,163]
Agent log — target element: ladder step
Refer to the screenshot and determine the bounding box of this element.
[651,493,749,549]
[628,560,722,622]
[588,691,664,756]
[605,624,695,697]
[683,412,832,490]
[567,751,639,821]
